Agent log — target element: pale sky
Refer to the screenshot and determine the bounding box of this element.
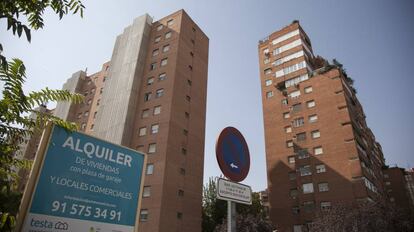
[1,0,414,191]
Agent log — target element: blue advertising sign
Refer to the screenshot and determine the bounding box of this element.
[22,125,146,232]
[215,127,250,182]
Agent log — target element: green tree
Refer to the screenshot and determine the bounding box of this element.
[0,0,85,67]
[202,178,226,232]
[0,1,85,230]
[202,177,273,232]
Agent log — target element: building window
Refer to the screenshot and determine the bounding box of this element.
[143,186,151,197]
[97,99,100,106]
[296,132,306,142]
[154,106,161,115]
[316,164,326,173]
[138,127,147,136]
[309,114,318,123]
[163,44,170,53]
[191,39,195,44]
[185,112,190,119]
[385,181,391,186]
[183,129,188,136]
[291,103,302,113]
[142,109,149,118]
[290,188,298,198]
[266,91,273,98]
[289,172,296,180]
[314,146,323,155]
[84,111,89,117]
[178,189,184,196]
[291,207,300,216]
[148,143,156,154]
[150,62,157,70]
[187,79,192,86]
[91,88,95,94]
[167,19,174,26]
[304,86,313,93]
[303,201,315,212]
[264,58,270,64]
[77,113,82,119]
[154,36,161,43]
[318,182,329,192]
[151,124,159,134]
[190,51,194,57]
[288,156,295,164]
[185,95,191,102]
[165,31,172,39]
[307,100,316,108]
[296,149,309,159]
[283,112,290,119]
[90,124,94,130]
[93,111,97,119]
[181,148,187,155]
[321,202,331,211]
[264,68,272,75]
[177,212,183,219]
[293,225,302,232]
[285,126,292,133]
[152,49,159,56]
[180,168,186,175]
[302,183,314,194]
[147,77,154,85]
[292,117,304,127]
[299,165,312,176]
[140,209,148,221]
[156,24,163,31]
[265,79,272,86]
[146,163,154,175]
[289,90,301,99]
[281,98,288,105]
[87,99,92,105]
[144,92,152,102]
[286,140,294,148]
[161,58,168,66]
[158,73,167,81]
[155,89,164,98]
[311,130,320,139]
[188,65,193,70]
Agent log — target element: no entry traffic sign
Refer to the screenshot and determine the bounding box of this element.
[215,127,250,182]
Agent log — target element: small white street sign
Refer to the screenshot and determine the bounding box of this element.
[216,178,252,205]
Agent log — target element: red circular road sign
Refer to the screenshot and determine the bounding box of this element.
[215,127,250,182]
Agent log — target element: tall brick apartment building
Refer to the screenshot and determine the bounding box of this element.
[53,10,209,232]
[258,21,385,231]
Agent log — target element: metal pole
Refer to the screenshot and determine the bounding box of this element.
[227,200,236,232]
[227,200,232,232]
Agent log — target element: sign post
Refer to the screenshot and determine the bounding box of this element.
[16,124,146,232]
[215,127,251,232]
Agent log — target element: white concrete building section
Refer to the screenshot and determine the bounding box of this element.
[54,71,86,120]
[93,14,153,146]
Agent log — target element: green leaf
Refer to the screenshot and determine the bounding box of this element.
[17,25,23,37]
[23,26,31,42]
